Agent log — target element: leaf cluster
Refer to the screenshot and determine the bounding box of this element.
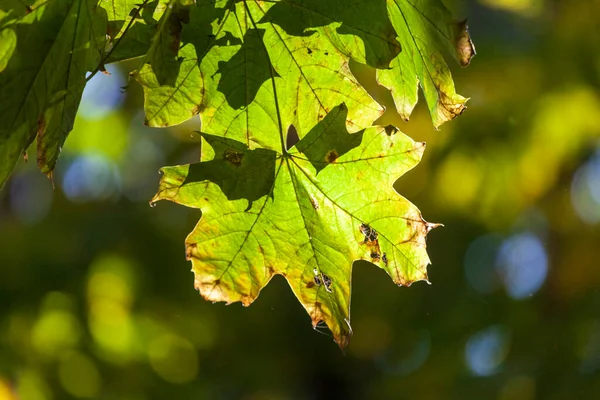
[0,0,474,346]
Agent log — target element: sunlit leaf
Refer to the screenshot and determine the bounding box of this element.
[377,0,475,128]
[259,0,401,68]
[99,0,153,62]
[152,104,437,347]
[134,0,384,150]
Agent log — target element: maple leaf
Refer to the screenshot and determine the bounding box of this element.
[377,0,476,128]
[152,104,438,347]
[0,0,106,187]
[132,0,384,148]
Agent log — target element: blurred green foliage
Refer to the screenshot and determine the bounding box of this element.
[1,0,600,399]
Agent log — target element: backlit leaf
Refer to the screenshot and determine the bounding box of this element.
[134,0,384,149]
[152,104,438,347]
[377,0,475,128]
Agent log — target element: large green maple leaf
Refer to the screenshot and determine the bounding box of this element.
[152,104,438,347]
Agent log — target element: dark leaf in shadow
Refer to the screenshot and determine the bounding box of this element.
[216,28,278,109]
[183,134,277,206]
[182,0,241,57]
[146,3,191,86]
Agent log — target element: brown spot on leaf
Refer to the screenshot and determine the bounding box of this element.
[191,104,203,115]
[360,223,378,242]
[325,150,338,164]
[359,223,382,263]
[371,252,381,262]
[314,274,322,286]
[35,115,48,168]
[223,148,244,166]
[322,274,332,293]
[310,196,319,210]
[306,281,315,288]
[185,244,197,260]
[241,294,253,306]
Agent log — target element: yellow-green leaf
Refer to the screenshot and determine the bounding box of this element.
[377,0,476,128]
[152,104,438,347]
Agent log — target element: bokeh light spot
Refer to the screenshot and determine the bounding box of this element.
[479,0,542,17]
[465,325,510,376]
[87,254,138,363]
[61,154,121,202]
[80,64,126,120]
[16,369,51,400]
[58,351,102,398]
[31,293,82,359]
[69,112,129,161]
[435,152,483,209]
[148,334,199,384]
[571,148,600,224]
[495,233,548,299]
[0,377,16,400]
